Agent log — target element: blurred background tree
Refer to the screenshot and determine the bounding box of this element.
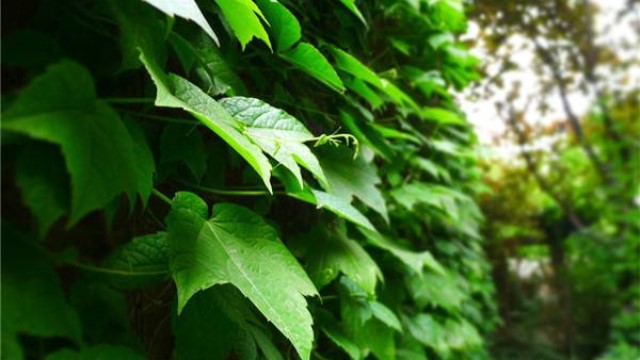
[464,1,640,359]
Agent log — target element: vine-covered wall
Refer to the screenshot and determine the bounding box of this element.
[1,0,498,359]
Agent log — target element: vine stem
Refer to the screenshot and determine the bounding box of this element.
[152,189,173,205]
[117,109,198,125]
[182,182,285,196]
[68,261,169,276]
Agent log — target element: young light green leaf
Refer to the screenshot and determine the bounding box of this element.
[215,0,271,49]
[280,42,345,93]
[102,232,170,289]
[255,0,301,52]
[220,96,328,188]
[304,225,381,294]
[420,107,467,126]
[166,192,318,360]
[140,55,273,192]
[2,60,146,225]
[140,0,219,44]
[318,146,388,222]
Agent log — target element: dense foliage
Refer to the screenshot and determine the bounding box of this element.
[1,0,498,359]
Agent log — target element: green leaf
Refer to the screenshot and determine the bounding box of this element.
[370,301,401,331]
[247,324,284,360]
[406,272,466,312]
[336,0,367,25]
[140,0,219,44]
[174,288,237,360]
[68,281,135,345]
[344,78,384,109]
[1,227,81,345]
[140,55,273,192]
[44,345,146,360]
[420,107,466,125]
[312,189,376,231]
[215,0,271,49]
[220,96,328,188]
[160,123,207,180]
[167,192,318,360]
[318,146,388,222]
[304,225,381,294]
[124,120,156,207]
[316,309,361,360]
[404,313,448,353]
[102,232,170,289]
[330,47,383,88]
[170,32,247,96]
[280,42,345,93]
[256,0,301,52]
[2,60,144,225]
[15,144,70,238]
[358,227,445,275]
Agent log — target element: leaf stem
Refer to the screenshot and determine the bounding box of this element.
[181,182,284,196]
[152,189,173,205]
[117,109,198,125]
[68,261,169,276]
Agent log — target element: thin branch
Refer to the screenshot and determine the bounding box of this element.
[505,105,586,231]
[532,38,613,185]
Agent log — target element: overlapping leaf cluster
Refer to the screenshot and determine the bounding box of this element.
[1,0,497,358]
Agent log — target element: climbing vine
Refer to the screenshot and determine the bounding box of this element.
[1,0,497,359]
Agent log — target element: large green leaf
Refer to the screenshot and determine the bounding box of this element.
[166,192,317,360]
[220,96,327,188]
[140,0,219,44]
[256,0,301,52]
[102,232,170,289]
[140,55,274,192]
[280,42,345,93]
[2,227,81,353]
[215,0,271,49]
[303,225,381,294]
[2,60,146,225]
[319,146,388,222]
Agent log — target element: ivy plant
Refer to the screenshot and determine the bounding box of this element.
[1,0,497,359]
